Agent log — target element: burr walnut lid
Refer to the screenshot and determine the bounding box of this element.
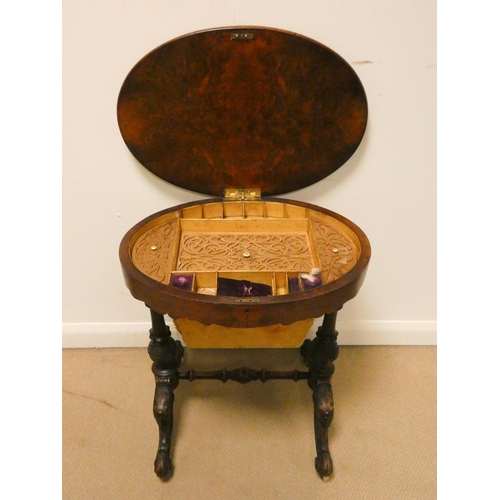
[117,26,368,197]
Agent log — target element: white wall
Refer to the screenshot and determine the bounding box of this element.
[62,0,436,346]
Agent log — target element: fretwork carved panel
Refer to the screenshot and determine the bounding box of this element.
[176,233,314,271]
[131,220,178,283]
[311,219,358,282]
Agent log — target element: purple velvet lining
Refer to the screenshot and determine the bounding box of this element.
[217,277,272,297]
[170,273,194,291]
[300,274,323,290]
[287,276,301,294]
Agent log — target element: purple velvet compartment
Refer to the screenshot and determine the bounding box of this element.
[287,276,301,294]
[300,274,323,290]
[217,277,272,297]
[170,273,194,291]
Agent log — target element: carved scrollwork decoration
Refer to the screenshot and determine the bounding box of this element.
[132,220,178,283]
[177,233,314,271]
[311,219,358,283]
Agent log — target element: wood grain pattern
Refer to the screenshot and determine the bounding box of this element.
[174,317,314,348]
[117,27,367,196]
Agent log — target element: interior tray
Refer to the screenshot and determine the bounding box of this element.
[129,200,361,297]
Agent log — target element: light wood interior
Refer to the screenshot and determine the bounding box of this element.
[173,317,315,348]
[131,201,361,295]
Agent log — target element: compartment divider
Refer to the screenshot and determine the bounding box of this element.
[169,220,183,284]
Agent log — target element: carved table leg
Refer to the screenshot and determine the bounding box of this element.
[147,308,184,479]
[301,312,339,480]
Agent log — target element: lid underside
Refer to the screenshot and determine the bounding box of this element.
[117,27,368,197]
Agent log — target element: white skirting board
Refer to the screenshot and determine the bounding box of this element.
[62,320,437,348]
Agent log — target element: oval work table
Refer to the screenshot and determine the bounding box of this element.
[117,26,371,480]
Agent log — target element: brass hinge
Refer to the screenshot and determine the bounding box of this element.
[224,188,261,201]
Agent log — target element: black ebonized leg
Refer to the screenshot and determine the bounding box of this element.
[301,312,339,480]
[147,308,184,479]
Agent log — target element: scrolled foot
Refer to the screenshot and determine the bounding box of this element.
[147,310,183,481]
[315,451,333,479]
[154,450,173,479]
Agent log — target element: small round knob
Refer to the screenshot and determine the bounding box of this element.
[243,251,251,258]
[151,245,157,251]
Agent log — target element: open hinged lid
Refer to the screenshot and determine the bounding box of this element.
[117,27,368,197]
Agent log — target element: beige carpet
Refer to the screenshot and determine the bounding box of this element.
[63,346,436,499]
